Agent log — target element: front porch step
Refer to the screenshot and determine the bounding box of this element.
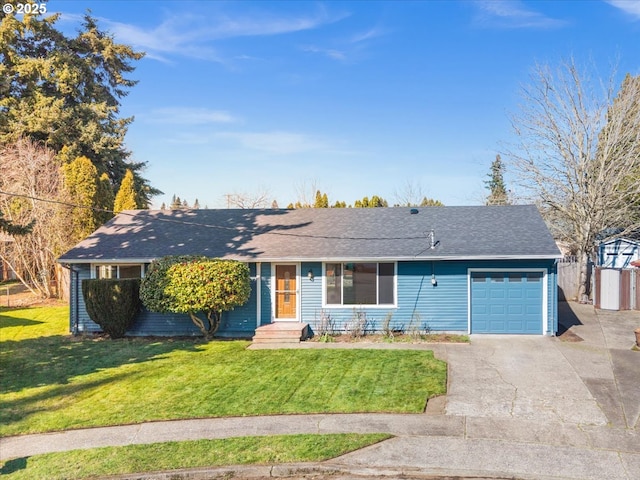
[252,323,309,344]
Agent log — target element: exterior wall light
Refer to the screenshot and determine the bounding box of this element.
[307,269,314,281]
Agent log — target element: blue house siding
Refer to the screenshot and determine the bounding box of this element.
[260,262,272,325]
[301,262,323,327]
[71,262,261,338]
[301,259,557,336]
[69,258,557,337]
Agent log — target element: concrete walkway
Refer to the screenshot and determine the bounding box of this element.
[1,302,639,479]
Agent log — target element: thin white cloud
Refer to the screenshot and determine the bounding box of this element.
[301,25,388,63]
[350,27,387,44]
[146,108,238,125]
[100,7,348,62]
[215,131,329,155]
[606,0,640,20]
[473,0,567,29]
[300,45,348,62]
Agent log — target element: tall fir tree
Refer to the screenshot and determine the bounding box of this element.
[113,169,138,213]
[485,155,510,205]
[0,6,160,206]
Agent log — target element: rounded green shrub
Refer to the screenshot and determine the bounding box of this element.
[81,279,141,338]
[140,256,251,339]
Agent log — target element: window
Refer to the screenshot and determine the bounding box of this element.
[94,264,143,279]
[325,262,394,305]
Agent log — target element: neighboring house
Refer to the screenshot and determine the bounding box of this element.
[58,206,561,337]
[598,238,640,269]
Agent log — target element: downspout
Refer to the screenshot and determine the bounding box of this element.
[256,262,262,328]
[552,259,559,336]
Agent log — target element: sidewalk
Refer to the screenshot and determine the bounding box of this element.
[1,302,638,479]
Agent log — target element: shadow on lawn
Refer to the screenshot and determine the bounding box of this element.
[0,456,27,475]
[0,334,202,394]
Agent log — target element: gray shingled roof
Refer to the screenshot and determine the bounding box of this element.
[58,205,561,263]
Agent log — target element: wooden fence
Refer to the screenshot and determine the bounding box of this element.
[557,258,589,301]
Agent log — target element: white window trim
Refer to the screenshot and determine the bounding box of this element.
[467,268,548,335]
[90,263,146,279]
[322,261,397,309]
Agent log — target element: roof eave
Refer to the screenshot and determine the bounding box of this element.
[58,253,562,264]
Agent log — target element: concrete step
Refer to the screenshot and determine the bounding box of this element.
[252,323,309,344]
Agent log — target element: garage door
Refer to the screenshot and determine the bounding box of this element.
[470,271,543,334]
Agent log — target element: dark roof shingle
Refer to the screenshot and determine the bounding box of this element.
[58,205,561,263]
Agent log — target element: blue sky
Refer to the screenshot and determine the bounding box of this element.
[52,0,640,208]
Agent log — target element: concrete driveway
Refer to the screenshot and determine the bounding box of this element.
[442,302,639,428]
[329,303,640,480]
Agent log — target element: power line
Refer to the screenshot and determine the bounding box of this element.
[0,190,431,241]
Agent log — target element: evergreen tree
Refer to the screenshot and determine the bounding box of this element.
[0,211,33,235]
[182,199,189,209]
[193,198,200,209]
[332,200,347,208]
[271,200,279,209]
[420,197,444,206]
[61,156,99,239]
[0,6,160,206]
[160,202,166,210]
[485,155,510,205]
[355,195,388,208]
[96,173,115,224]
[113,169,138,213]
[314,190,329,208]
[170,195,182,210]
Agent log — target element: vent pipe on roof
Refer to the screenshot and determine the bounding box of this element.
[410,208,419,214]
[430,229,436,249]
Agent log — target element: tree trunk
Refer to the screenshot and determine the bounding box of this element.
[577,249,590,303]
[188,311,222,340]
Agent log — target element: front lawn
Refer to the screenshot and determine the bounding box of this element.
[1,305,447,437]
[0,433,391,480]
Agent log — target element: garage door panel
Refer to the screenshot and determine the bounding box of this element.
[471,271,543,334]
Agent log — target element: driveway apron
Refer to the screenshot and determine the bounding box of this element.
[443,335,608,425]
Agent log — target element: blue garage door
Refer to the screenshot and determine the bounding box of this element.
[471,272,543,334]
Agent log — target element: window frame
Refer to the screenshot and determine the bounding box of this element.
[91,264,145,279]
[322,261,397,308]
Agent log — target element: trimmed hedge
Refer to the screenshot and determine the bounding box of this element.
[81,279,141,338]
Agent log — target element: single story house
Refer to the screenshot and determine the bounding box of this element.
[58,205,561,337]
[598,237,640,269]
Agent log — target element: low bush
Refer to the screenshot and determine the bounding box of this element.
[82,279,141,338]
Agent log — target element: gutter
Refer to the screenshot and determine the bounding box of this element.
[58,254,563,265]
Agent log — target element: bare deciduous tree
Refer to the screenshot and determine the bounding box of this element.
[223,188,271,209]
[0,138,71,297]
[505,58,640,301]
[393,180,425,207]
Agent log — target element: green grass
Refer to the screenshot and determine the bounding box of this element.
[0,433,391,479]
[1,305,447,437]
